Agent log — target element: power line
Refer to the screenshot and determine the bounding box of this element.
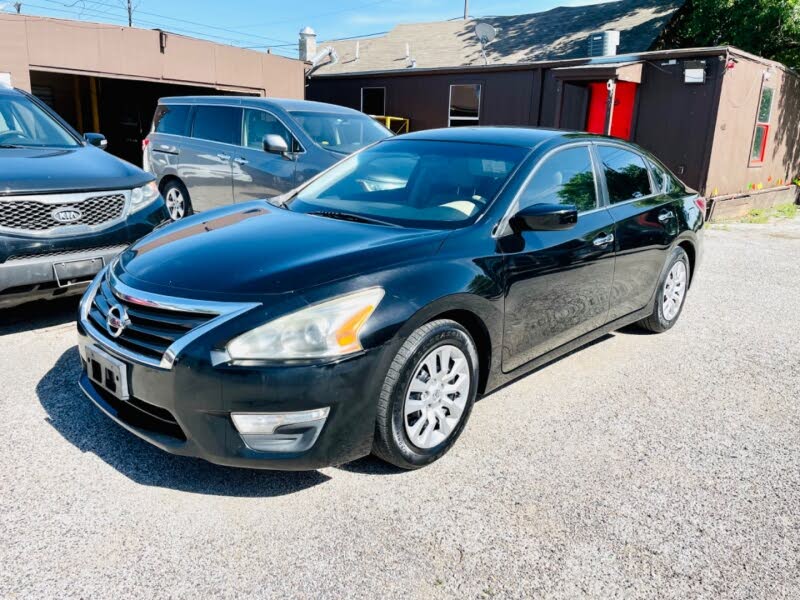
[230,0,393,30]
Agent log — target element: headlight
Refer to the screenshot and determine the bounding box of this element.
[130,181,160,213]
[226,287,385,360]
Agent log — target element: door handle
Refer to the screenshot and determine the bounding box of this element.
[234,157,249,165]
[593,233,615,247]
[216,153,231,160]
[658,211,675,223]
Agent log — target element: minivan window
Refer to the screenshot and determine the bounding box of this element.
[289,139,527,229]
[597,145,652,203]
[520,146,597,212]
[243,109,295,151]
[0,94,79,148]
[289,110,390,154]
[153,104,190,136]
[191,105,242,146]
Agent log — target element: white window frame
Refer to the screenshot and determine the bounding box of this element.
[448,83,482,127]
[360,87,386,116]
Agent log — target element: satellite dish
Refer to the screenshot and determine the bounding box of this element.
[474,22,497,65]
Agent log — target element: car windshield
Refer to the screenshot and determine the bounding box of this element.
[0,94,79,148]
[290,110,391,154]
[288,139,528,229]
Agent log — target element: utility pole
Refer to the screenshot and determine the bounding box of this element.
[463,0,468,19]
[126,0,132,26]
[13,1,21,12]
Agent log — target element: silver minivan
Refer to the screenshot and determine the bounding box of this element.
[143,96,392,220]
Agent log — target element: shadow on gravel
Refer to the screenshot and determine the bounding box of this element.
[336,455,406,475]
[37,347,330,497]
[0,296,80,336]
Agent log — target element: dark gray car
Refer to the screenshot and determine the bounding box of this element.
[143,96,392,220]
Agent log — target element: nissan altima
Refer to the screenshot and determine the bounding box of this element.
[77,127,704,470]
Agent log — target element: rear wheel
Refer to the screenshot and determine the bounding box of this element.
[162,179,192,221]
[372,320,479,469]
[636,246,690,333]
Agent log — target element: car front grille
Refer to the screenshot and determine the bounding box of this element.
[0,192,127,234]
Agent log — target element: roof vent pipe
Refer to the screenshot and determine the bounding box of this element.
[305,46,339,77]
[299,26,317,62]
[588,30,620,57]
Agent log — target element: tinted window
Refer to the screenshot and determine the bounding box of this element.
[243,109,293,150]
[153,104,190,135]
[597,146,651,203]
[191,105,242,145]
[647,159,666,193]
[290,140,526,229]
[290,110,391,154]
[520,146,597,212]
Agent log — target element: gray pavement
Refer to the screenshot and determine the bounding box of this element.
[1,218,799,599]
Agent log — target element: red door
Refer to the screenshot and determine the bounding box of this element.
[584,81,637,140]
[586,82,607,134]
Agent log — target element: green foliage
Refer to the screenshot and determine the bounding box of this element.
[665,0,800,69]
[775,202,798,217]
[556,171,597,211]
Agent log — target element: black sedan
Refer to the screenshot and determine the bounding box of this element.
[76,127,704,470]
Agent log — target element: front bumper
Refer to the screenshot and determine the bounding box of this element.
[76,321,388,470]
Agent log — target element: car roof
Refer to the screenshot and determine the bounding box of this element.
[0,86,25,97]
[393,126,609,149]
[158,96,361,115]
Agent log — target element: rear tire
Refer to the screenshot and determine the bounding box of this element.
[372,320,479,470]
[162,179,192,221]
[635,246,690,333]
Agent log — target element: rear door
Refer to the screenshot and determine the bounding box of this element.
[177,105,241,211]
[594,143,680,321]
[501,144,616,372]
[232,108,299,202]
[147,104,191,178]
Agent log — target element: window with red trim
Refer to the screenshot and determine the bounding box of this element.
[750,87,773,164]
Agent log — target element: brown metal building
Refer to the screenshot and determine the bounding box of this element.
[0,14,305,166]
[308,46,800,218]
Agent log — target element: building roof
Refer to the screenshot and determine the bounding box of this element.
[315,0,683,75]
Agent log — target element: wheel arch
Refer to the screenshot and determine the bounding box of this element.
[676,238,696,287]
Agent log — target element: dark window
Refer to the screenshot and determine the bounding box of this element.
[520,146,597,212]
[449,84,481,126]
[751,87,773,164]
[597,145,651,203]
[361,88,386,116]
[153,105,190,136]
[191,105,242,145]
[243,108,295,150]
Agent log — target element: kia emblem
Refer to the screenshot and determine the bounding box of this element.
[52,207,83,223]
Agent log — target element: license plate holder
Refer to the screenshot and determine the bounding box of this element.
[85,344,130,401]
[53,257,104,287]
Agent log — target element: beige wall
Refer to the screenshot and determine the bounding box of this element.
[706,52,800,197]
[0,14,304,98]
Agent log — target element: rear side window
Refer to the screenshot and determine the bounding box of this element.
[153,105,190,136]
[519,146,597,212]
[597,145,652,203]
[647,159,667,194]
[191,105,242,145]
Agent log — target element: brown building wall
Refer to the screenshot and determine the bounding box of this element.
[0,14,305,98]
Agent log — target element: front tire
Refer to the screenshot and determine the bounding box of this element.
[162,179,192,221]
[372,320,479,469]
[636,246,690,333]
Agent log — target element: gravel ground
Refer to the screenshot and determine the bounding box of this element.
[1,219,799,599]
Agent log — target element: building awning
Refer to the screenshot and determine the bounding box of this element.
[552,61,643,83]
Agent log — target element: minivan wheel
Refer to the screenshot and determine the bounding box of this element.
[162,180,192,221]
[372,319,479,469]
[635,246,690,333]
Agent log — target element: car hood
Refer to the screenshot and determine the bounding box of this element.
[115,202,449,298]
[0,146,151,195]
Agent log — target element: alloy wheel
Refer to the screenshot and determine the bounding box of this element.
[404,344,470,449]
[662,260,687,321]
[165,188,186,220]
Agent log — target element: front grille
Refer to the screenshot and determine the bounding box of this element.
[92,383,186,441]
[87,276,215,362]
[0,193,127,233]
[6,244,128,262]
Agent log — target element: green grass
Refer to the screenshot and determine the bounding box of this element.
[776,203,798,219]
[741,209,770,224]
[721,203,800,224]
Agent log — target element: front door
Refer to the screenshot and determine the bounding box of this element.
[593,143,679,321]
[585,81,638,141]
[501,145,616,373]
[178,105,241,212]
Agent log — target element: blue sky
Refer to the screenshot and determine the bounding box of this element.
[1,0,601,58]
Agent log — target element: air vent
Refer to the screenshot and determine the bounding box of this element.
[588,31,620,57]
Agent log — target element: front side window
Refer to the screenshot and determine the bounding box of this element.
[519,146,597,212]
[153,104,190,136]
[288,139,527,229]
[597,145,652,203]
[751,86,773,164]
[243,109,294,150]
[191,105,242,146]
[290,110,391,154]
[449,84,481,127]
[0,94,79,148]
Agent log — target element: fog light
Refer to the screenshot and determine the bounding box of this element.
[231,408,330,453]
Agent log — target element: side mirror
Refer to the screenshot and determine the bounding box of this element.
[263,134,289,156]
[510,203,578,232]
[84,133,107,150]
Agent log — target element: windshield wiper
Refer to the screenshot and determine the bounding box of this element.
[0,144,25,149]
[308,210,399,227]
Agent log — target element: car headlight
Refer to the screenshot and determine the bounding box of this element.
[226,287,385,361]
[130,181,160,213]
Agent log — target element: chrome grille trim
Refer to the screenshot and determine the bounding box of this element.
[6,244,129,262]
[0,190,131,237]
[79,267,260,370]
